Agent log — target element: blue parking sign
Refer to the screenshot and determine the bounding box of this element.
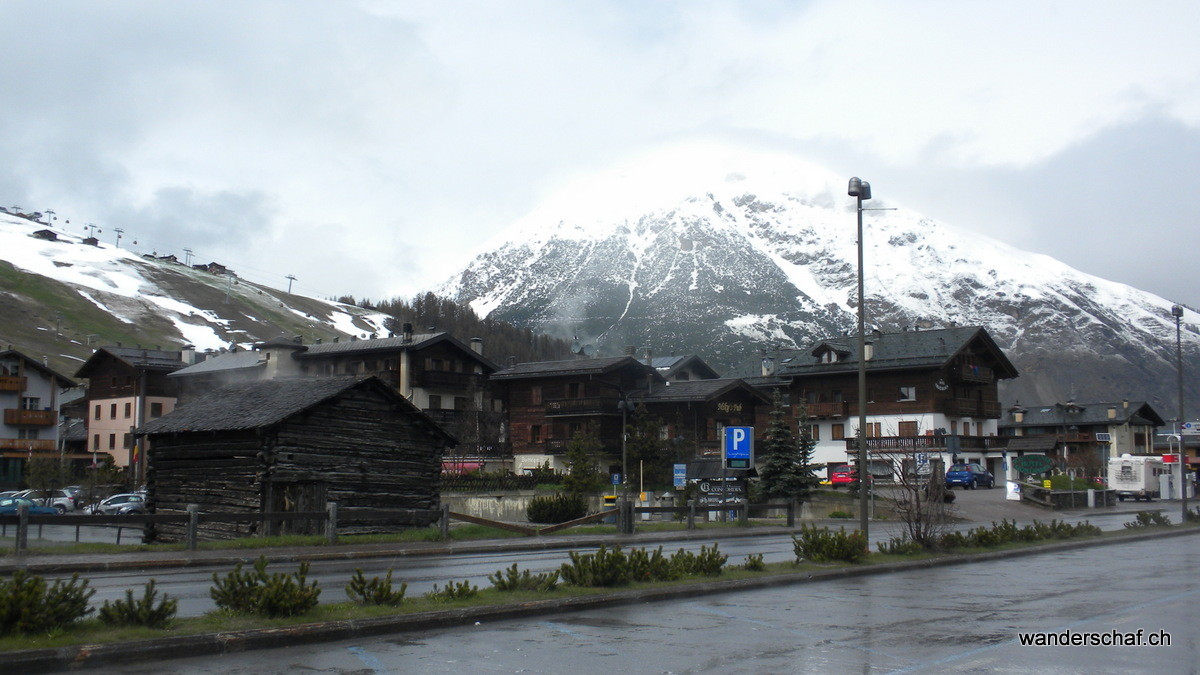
[723,426,754,469]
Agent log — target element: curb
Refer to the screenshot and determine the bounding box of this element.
[5,526,1197,673]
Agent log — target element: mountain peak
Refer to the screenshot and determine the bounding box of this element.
[445,143,1198,412]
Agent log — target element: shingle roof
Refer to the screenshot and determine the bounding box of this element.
[778,326,1018,379]
[641,378,769,404]
[75,346,182,378]
[1000,436,1058,452]
[296,333,499,372]
[138,376,455,446]
[490,356,655,380]
[168,351,265,378]
[1001,401,1165,428]
[652,354,720,380]
[0,350,77,387]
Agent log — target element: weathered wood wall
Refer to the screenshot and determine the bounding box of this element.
[147,385,444,542]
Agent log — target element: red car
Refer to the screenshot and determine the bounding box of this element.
[829,466,857,488]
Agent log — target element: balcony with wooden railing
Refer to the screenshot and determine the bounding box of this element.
[955,363,994,384]
[942,399,1003,418]
[0,376,25,392]
[807,401,848,418]
[416,371,476,389]
[844,435,1008,453]
[0,438,55,451]
[4,409,57,426]
[543,396,621,417]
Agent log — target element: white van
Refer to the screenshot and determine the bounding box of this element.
[1107,454,1167,501]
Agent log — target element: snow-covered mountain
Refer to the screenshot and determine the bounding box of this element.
[443,142,1199,412]
[0,211,391,376]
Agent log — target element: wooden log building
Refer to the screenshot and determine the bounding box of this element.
[138,375,455,541]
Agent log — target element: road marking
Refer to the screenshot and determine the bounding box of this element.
[541,620,583,637]
[347,645,386,672]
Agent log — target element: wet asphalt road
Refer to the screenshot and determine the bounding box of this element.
[92,532,1200,674]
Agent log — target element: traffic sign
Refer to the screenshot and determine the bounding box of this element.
[673,464,687,488]
[723,426,754,470]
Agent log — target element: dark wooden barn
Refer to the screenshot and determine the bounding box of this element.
[138,376,455,541]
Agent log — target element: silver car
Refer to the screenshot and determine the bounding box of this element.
[13,488,75,513]
[89,493,147,515]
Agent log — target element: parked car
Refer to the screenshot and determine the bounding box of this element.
[13,488,76,513]
[88,493,147,515]
[0,490,18,500]
[829,465,857,488]
[63,485,84,509]
[0,497,58,515]
[945,463,995,489]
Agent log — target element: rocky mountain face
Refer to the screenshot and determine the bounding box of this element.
[0,211,391,377]
[443,144,1199,416]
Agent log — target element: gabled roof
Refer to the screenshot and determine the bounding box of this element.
[138,375,457,445]
[75,346,183,379]
[1001,401,1165,429]
[295,332,499,372]
[0,350,77,388]
[168,351,265,378]
[651,354,721,380]
[491,356,661,381]
[640,378,770,404]
[779,326,1018,379]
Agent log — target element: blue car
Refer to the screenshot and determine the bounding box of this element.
[0,497,59,515]
[945,463,994,489]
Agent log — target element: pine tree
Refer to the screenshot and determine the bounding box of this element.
[757,389,818,502]
[562,431,605,499]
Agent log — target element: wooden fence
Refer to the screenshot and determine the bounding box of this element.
[1,500,798,553]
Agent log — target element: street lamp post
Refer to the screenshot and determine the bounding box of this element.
[848,177,872,539]
[1172,305,1187,520]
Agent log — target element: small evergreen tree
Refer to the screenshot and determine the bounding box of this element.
[562,431,605,498]
[757,390,818,503]
[625,404,676,490]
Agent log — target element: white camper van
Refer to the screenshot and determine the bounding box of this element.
[1107,454,1167,501]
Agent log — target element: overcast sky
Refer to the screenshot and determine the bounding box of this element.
[2,1,1198,309]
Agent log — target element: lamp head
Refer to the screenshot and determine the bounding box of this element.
[1172,305,1183,318]
[848,177,872,200]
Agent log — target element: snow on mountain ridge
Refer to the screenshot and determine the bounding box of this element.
[0,212,391,357]
[444,144,1197,408]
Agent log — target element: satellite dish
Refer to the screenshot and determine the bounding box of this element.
[570,338,581,353]
[582,344,595,357]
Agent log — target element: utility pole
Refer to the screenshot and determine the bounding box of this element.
[44,209,56,225]
[114,228,124,248]
[183,248,193,266]
[85,223,100,238]
[286,274,297,294]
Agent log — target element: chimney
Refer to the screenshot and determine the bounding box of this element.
[643,348,653,366]
[182,345,197,365]
[1010,401,1026,424]
[624,345,636,356]
[507,356,516,367]
[333,337,339,343]
[864,337,875,361]
[470,337,484,355]
[1108,406,1117,419]
[402,323,413,343]
[1123,398,1129,409]
[292,335,302,344]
